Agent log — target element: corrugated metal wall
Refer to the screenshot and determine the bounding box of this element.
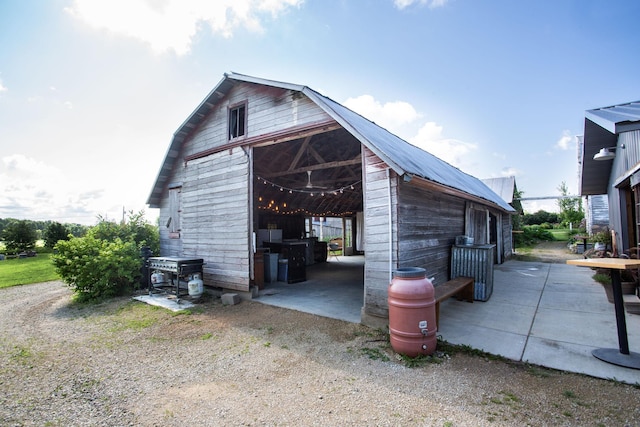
[450,244,495,301]
[607,130,640,251]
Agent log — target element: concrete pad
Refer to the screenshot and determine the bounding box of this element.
[523,336,640,384]
[133,294,194,312]
[530,307,621,348]
[488,286,542,307]
[538,287,611,314]
[438,321,527,360]
[439,298,537,335]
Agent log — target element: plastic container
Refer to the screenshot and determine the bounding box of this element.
[388,267,437,356]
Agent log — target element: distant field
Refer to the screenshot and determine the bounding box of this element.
[0,254,59,289]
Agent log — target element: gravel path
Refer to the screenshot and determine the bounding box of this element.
[1,274,640,425]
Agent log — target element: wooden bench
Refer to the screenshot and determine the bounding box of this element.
[434,276,475,328]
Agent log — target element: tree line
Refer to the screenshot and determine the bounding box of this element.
[0,218,90,253]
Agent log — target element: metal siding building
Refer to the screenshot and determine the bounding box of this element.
[579,101,640,253]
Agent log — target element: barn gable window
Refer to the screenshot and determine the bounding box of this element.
[228,102,247,140]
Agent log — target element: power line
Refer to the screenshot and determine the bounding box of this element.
[517,195,581,201]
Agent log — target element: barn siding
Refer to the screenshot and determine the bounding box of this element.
[362,147,398,319]
[397,183,466,286]
[180,150,250,290]
[501,213,513,260]
[361,147,511,325]
[184,85,332,158]
[157,81,334,292]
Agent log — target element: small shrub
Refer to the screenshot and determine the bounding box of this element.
[52,235,141,301]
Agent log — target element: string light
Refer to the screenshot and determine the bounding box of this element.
[257,205,354,217]
[255,176,361,195]
[254,175,361,216]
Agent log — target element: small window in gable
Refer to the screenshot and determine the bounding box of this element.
[228,102,247,140]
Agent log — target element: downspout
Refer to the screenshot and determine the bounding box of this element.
[387,168,393,283]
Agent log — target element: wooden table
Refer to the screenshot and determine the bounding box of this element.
[567,258,640,369]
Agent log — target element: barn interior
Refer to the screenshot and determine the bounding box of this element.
[251,127,365,321]
[252,127,364,230]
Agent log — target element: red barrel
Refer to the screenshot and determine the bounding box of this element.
[388,267,437,357]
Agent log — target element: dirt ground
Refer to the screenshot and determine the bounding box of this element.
[513,240,583,263]
[1,242,640,426]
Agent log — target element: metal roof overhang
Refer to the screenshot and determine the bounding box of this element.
[580,118,616,196]
[581,101,640,196]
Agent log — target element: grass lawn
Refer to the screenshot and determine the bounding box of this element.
[0,253,59,289]
[549,229,571,241]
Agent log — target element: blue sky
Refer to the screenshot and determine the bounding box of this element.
[1,0,639,225]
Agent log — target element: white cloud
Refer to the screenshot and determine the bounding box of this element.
[500,167,520,177]
[343,95,420,135]
[0,154,105,223]
[0,77,6,92]
[343,93,478,170]
[393,0,449,10]
[66,0,303,55]
[555,130,575,150]
[409,121,478,168]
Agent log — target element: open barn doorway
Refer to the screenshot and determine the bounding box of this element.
[251,127,365,322]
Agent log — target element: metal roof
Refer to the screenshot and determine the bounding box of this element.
[580,101,640,196]
[148,73,514,213]
[481,177,516,204]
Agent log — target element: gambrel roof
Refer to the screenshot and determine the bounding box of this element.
[148,72,514,213]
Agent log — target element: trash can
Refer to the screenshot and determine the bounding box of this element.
[277,259,288,282]
[388,267,437,357]
[264,252,279,283]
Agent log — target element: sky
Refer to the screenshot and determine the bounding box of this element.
[1,0,639,225]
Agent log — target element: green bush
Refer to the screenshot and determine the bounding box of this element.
[51,211,158,301]
[52,235,141,301]
[514,225,555,247]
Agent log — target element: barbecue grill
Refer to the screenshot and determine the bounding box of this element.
[147,257,204,302]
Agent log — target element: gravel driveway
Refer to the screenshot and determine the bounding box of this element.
[1,276,640,426]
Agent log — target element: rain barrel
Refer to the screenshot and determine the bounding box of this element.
[388,267,437,357]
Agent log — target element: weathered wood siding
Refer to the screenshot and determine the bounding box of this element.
[361,147,511,323]
[501,213,513,260]
[158,181,185,256]
[362,147,398,318]
[182,150,250,290]
[158,82,333,291]
[184,85,332,157]
[397,183,466,286]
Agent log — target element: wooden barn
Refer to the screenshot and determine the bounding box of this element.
[147,73,515,327]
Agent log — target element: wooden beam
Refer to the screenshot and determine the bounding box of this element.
[262,155,362,178]
[185,119,340,163]
[287,136,312,172]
